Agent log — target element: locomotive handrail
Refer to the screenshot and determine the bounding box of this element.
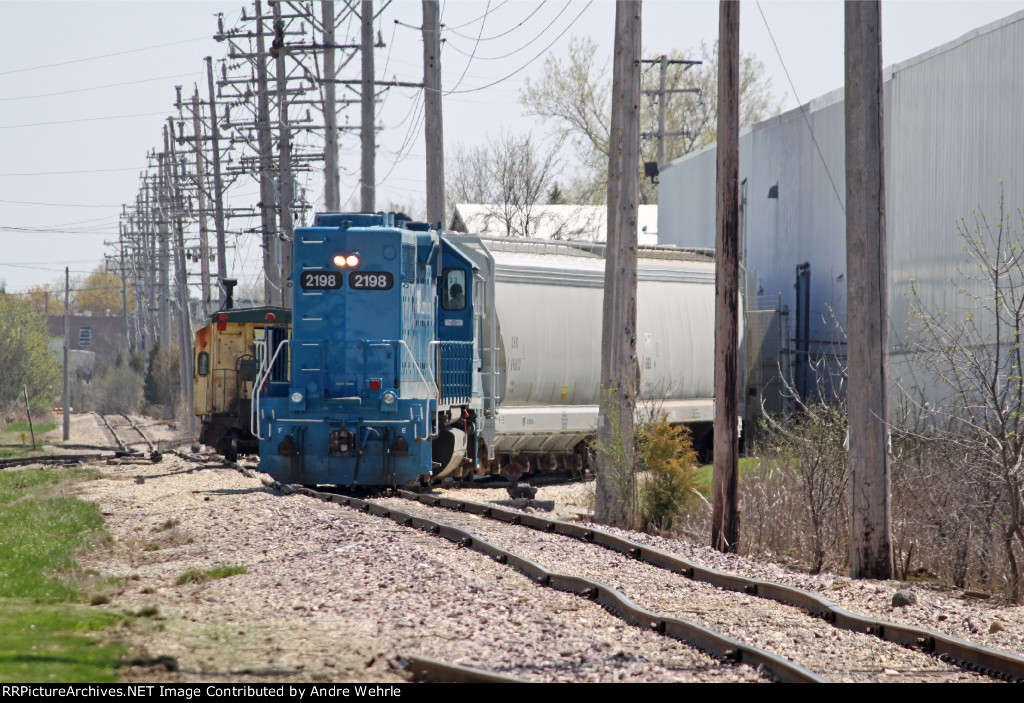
[396,339,435,440]
[251,339,290,441]
[396,339,438,400]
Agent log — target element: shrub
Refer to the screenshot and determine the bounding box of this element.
[637,421,700,533]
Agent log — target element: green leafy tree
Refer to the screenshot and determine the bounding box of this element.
[0,295,61,412]
[520,36,783,204]
[73,266,130,316]
[23,283,63,316]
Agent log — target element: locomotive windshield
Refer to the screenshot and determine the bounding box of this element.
[442,269,466,310]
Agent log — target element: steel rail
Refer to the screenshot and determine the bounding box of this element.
[270,482,827,683]
[0,454,106,470]
[399,655,530,683]
[99,413,130,454]
[397,490,1024,683]
[120,413,156,452]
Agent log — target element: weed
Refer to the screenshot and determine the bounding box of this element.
[175,566,247,586]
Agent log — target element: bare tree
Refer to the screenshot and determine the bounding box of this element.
[907,192,1024,602]
[520,37,783,204]
[446,131,561,237]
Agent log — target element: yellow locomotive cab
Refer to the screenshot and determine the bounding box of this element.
[194,306,291,460]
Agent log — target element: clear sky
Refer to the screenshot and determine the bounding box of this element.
[3,0,1024,298]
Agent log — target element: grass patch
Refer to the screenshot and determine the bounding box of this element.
[696,457,765,495]
[3,422,57,435]
[0,600,125,683]
[0,467,126,682]
[176,565,247,586]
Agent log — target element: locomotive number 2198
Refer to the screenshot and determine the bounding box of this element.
[300,272,343,289]
[351,272,394,290]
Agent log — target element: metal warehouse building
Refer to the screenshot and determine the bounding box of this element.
[658,11,1024,402]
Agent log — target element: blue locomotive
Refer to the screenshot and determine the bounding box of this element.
[254,211,723,487]
[254,212,477,486]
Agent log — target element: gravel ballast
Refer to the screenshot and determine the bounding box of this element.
[52,414,1024,682]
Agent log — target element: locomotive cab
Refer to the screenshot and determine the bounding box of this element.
[194,306,291,459]
[255,212,481,486]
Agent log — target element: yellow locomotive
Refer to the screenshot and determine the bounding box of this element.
[194,305,291,460]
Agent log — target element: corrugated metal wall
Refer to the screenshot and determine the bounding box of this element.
[659,11,1024,392]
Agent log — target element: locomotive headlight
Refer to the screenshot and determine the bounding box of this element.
[290,391,304,403]
[332,253,361,268]
[382,390,397,405]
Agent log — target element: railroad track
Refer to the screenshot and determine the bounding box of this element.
[382,490,1024,683]
[110,452,1024,683]
[239,476,1020,683]
[98,413,161,460]
[267,481,818,683]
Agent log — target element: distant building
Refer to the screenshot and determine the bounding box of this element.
[656,11,1024,401]
[47,314,127,372]
[450,203,659,246]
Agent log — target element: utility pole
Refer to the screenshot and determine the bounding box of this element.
[205,56,229,289]
[62,266,69,441]
[361,0,375,212]
[640,55,700,167]
[168,117,194,431]
[422,0,444,228]
[140,183,155,353]
[712,0,740,553]
[157,131,172,357]
[845,0,892,580]
[273,0,295,306]
[118,219,130,351]
[190,90,212,315]
[255,0,282,306]
[323,0,340,211]
[595,0,641,529]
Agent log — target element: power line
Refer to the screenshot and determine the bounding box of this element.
[0,111,169,130]
[443,1,593,95]
[0,73,201,103]
[444,1,547,42]
[755,0,845,214]
[0,36,211,77]
[0,166,145,177]
[444,1,573,62]
[448,1,490,93]
[441,0,510,30]
[0,198,120,208]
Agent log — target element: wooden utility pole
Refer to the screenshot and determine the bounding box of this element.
[273,0,295,307]
[205,57,229,289]
[711,0,740,553]
[168,117,195,433]
[640,56,699,167]
[255,0,281,306]
[845,0,893,580]
[157,131,171,355]
[323,0,340,211]
[190,90,212,315]
[361,0,376,212]
[422,0,444,228]
[117,219,131,351]
[595,0,641,529]
[62,266,69,441]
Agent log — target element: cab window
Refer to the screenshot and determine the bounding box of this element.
[197,351,210,376]
[442,269,466,311]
